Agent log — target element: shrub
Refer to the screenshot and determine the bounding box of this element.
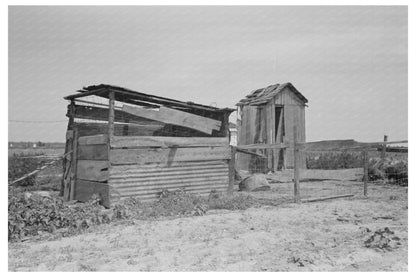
[8,153,42,186]
[306,151,362,169]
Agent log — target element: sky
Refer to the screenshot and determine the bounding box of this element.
[8,6,408,142]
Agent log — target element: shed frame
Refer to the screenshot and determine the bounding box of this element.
[62,84,234,207]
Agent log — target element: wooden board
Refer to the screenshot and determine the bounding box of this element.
[110,146,231,165]
[77,144,108,160]
[73,104,162,125]
[122,105,221,135]
[77,160,109,182]
[74,179,110,208]
[78,134,108,145]
[111,136,228,148]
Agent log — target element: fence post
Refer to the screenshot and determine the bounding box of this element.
[363,149,369,197]
[381,135,388,159]
[293,126,300,203]
[228,146,236,195]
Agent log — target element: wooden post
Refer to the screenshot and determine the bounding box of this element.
[228,146,236,195]
[293,126,300,203]
[108,91,115,142]
[381,135,388,159]
[69,128,78,201]
[363,149,369,197]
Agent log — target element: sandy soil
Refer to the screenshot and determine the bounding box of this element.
[8,180,407,272]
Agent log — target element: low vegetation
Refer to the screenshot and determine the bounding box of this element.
[8,188,259,242]
[306,151,363,169]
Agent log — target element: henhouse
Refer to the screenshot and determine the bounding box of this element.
[62,84,234,207]
[235,82,308,172]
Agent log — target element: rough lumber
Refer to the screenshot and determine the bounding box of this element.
[110,136,228,148]
[228,146,236,194]
[78,134,108,145]
[236,143,288,150]
[70,129,79,200]
[110,146,231,165]
[301,194,354,203]
[235,147,266,158]
[77,144,108,160]
[73,104,161,125]
[293,126,300,203]
[74,179,110,208]
[122,105,221,135]
[77,160,109,182]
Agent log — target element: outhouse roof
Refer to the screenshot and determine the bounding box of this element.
[236,82,308,106]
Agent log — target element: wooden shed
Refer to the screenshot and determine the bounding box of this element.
[235,82,308,172]
[62,84,234,207]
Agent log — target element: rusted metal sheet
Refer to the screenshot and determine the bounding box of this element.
[108,160,229,201]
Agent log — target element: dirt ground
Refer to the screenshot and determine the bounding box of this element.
[8,177,407,272]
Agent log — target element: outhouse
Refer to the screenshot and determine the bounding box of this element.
[235,82,308,172]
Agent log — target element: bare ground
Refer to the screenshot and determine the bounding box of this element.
[8,179,407,272]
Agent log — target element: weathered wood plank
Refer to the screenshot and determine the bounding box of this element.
[122,105,221,135]
[228,146,236,194]
[73,104,161,124]
[236,143,288,150]
[111,136,228,148]
[70,129,79,200]
[74,179,110,208]
[77,144,108,160]
[77,160,109,182]
[78,134,108,145]
[110,146,231,165]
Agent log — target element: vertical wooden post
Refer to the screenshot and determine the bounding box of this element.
[69,128,78,201]
[363,149,369,197]
[381,135,388,159]
[228,146,236,195]
[293,126,300,203]
[108,91,115,143]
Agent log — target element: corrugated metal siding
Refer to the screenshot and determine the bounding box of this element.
[109,160,229,202]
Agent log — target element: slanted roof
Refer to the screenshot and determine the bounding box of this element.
[236,82,308,106]
[64,84,235,113]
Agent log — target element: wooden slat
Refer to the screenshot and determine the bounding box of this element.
[77,160,109,182]
[236,143,288,150]
[74,179,110,208]
[110,146,231,165]
[122,105,221,135]
[111,136,228,148]
[78,134,108,145]
[77,144,108,160]
[73,104,161,125]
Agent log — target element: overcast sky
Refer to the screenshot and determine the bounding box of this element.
[9,6,407,142]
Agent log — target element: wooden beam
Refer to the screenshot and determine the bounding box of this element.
[302,194,354,203]
[69,128,78,201]
[381,135,388,159]
[111,136,228,148]
[235,147,266,158]
[293,126,300,203]
[363,150,369,197]
[122,104,221,135]
[64,88,108,100]
[110,146,231,165]
[228,146,236,195]
[236,143,288,150]
[108,91,115,141]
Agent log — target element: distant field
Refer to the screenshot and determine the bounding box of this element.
[8,148,65,157]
